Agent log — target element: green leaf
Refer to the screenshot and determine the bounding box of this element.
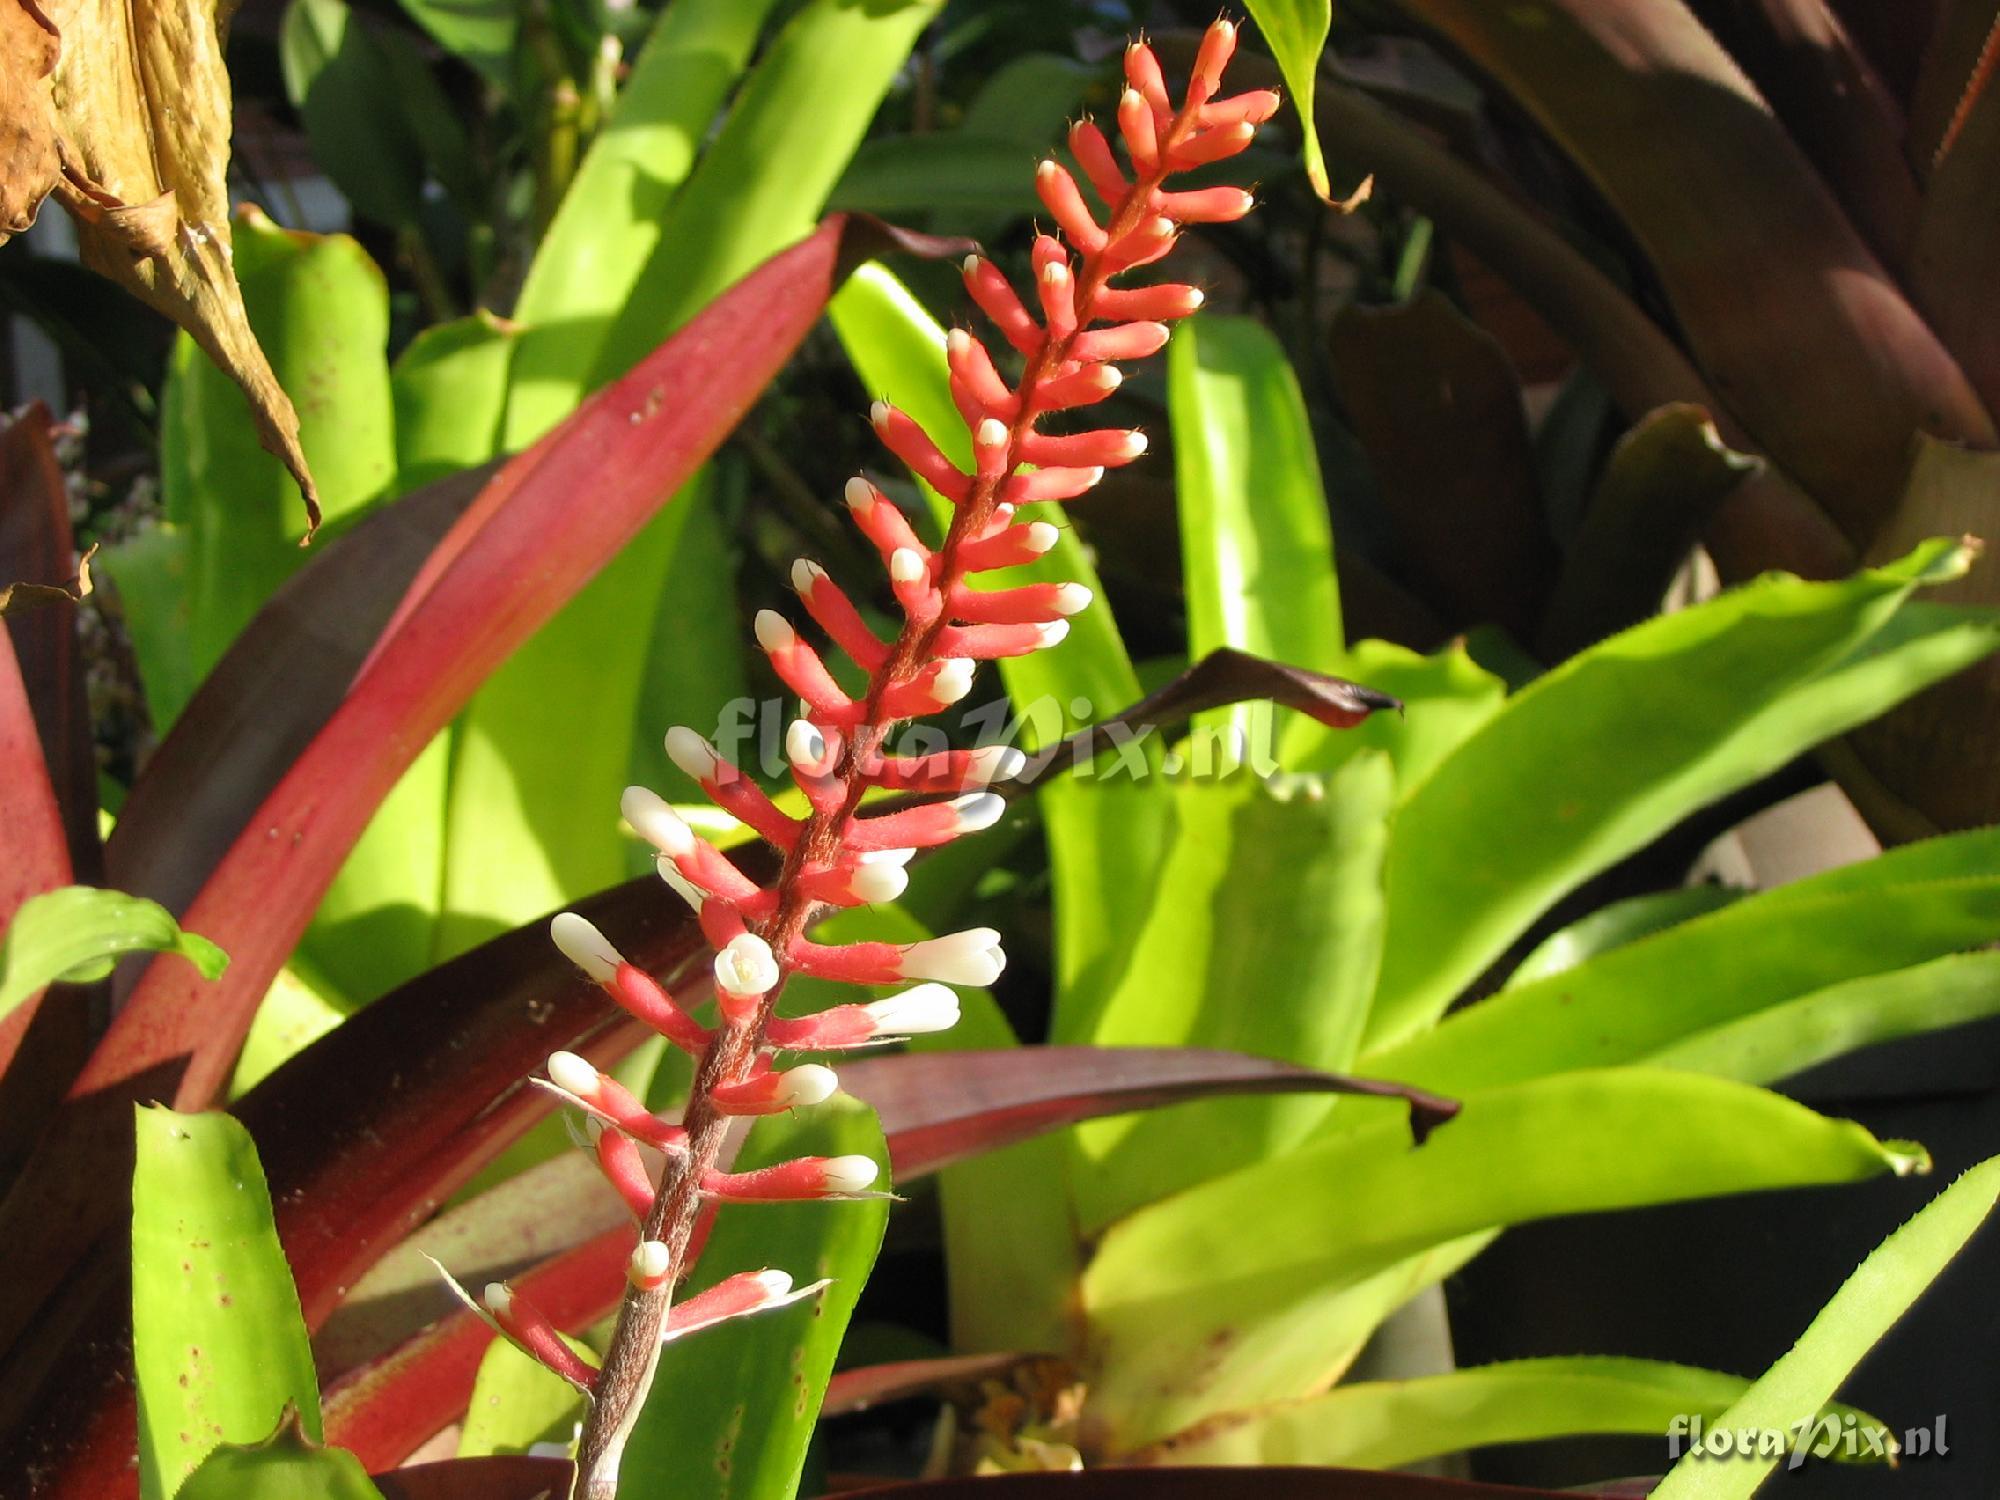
[1080,1068,1924,1449]
[1069,756,1391,1233]
[280,0,466,229]
[133,1107,322,1500]
[1649,951,2000,1086]
[1243,0,1336,199]
[0,886,225,1019]
[391,0,512,81]
[507,0,778,396]
[1168,315,1341,762]
[621,1098,890,1499]
[161,212,395,725]
[962,53,1101,148]
[229,955,353,1099]
[458,1334,591,1458]
[1368,830,2000,1093]
[1148,1356,1886,1471]
[1506,885,1745,989]
[390,312,517,492]
[505,0,939,447]
[893,910,1080,1356]
[1293,637,1507,794]
[1650,1154,2000,1498]
[97,522,195,731]
[830,135,1044,220]
[176,1418,382,1500]
[1364,539,1999,1051]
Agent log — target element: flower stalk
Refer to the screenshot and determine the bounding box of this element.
[443,24,1274,1497]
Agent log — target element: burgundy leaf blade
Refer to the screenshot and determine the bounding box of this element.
[825,1468,1638,1498]
[372,1456,575,1500]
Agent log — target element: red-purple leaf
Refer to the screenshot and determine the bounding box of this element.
[1686,0,1919,267]
[372,1456,574,1500]
[823,1353,1039,1417]
[1328,293,1556,640]
[842,1047,1457,1179]
[0,404,95,887]
[1399,0,1995,548]
[825,1468,1635,1498]
[0,631,67,938]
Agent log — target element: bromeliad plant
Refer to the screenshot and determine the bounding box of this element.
[452,23,1292,1496]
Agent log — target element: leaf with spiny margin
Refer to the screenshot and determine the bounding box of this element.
[1365,539,2000,1052]
[176,1415,382,1499]
[619,1098,890,1500]
[1,886,225,1020]
[1080,1068,1925,1451]
[1366,825,2000,1094]
[133,1107,323,1500]
[1651,1154,2000,1499]
[1147,1355,1890,1470]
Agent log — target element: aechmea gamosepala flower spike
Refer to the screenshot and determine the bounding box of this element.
[557,24,1271,1491]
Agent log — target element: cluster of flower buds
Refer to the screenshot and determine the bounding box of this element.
[450,17,1271,1436]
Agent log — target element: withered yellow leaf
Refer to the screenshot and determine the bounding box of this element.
[1,0,321,536]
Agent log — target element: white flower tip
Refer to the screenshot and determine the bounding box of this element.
[850,861,910,905]
[547,1050,599,1099]
[751,1268,795,1299]
[869,399,893,428]
[888,547,927,585]
[859,845,918,867]
[1083,466,1106,486]
[714,933,780,998]
[870,982,960,1035]
[656,855,707,911]
[844,476,876,514]
[975,417,1009,448]
[1051,582,1093,615]
[822,1155,880,1194]
[1121,431,1148,458]
[1121,86,1145,108]
[962,254,982,277]
[968,744,1028,785]
[905,928,1006,986]
[550,911,620,982]
[629,1240,672,1286]
[1035,619,1072,649]
[934,658,976,704]
[753,609,795,653]
[785,718,826,769]
[481,1282,514,1317]
[946,328,971,355]
[621,785,694,856]
[1025,521,1060,554]
[664,726,719,781]
[1187,286,1207,309]
[1097,365,1124,390]
[951,791,1006,833]
[1037,158,1058,179]
[776,1064,840,1108]
[1040,261,1070,285]
[790,557,825,593]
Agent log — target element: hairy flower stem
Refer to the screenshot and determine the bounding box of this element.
[566,28,1267,1494]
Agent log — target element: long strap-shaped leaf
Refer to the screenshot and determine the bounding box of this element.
[316,1045,1452,1470]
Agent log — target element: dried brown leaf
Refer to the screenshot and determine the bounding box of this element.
[1,0,320,532]
[0,541,94,617]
